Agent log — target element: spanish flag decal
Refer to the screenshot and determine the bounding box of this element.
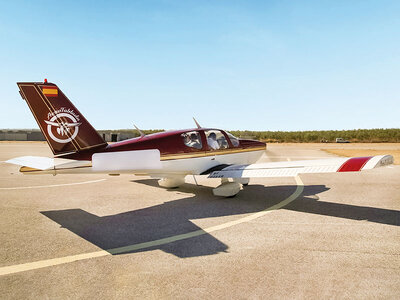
[42,86,58,97]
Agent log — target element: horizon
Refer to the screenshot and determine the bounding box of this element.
[1,127,399,133]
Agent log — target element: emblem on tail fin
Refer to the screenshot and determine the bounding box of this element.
[44,107,81,143]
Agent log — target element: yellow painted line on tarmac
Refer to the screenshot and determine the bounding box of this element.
[0,176,304,276]
[0,251,109,276]
[0,179,106,190]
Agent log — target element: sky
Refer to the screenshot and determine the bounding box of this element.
[0,0,399,131]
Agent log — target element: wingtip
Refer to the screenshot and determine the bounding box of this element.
[378,155,394,167]
[362,155,394,170]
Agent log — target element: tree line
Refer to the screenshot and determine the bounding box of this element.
[103,128,400,143]
[229,128,400,143]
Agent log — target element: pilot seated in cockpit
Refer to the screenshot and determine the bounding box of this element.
[188,133,202,149]
[207,132,219,150]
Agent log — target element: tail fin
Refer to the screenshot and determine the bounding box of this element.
[17,81,107,155]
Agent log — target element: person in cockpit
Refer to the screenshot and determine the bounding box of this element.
[188,133,202,149]
[207,132,219,150]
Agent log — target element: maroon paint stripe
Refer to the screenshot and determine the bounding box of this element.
[337,156,373,172]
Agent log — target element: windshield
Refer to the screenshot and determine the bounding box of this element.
[226,132,240,147]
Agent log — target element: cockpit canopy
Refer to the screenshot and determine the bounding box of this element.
[181,129,240,151]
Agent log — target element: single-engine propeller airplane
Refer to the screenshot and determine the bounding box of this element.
[6,80,394,197]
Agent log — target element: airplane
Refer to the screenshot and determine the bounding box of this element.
[5,80,394,197]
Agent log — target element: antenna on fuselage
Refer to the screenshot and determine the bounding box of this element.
[133,124,145,137]
[193,117,201,129]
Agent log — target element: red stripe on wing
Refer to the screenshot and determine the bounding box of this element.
[337,156,373,172]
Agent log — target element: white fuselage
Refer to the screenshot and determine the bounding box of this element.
[161,150,265,175]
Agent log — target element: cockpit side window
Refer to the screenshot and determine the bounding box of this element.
[181,131,202,150]
[226,132,240,147]
[205,130,229,150]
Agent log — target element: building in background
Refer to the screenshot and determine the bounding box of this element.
[0,129,137,142]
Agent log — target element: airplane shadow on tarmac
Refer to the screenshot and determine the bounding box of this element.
[41,180,399,258]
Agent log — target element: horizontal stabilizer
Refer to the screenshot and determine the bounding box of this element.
[5,156,91,171]
[208,155,394,179]
[6,156,54,170]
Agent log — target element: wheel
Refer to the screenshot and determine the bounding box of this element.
[226,194,237,198]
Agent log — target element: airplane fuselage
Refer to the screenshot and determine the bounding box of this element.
[59,128,266,176]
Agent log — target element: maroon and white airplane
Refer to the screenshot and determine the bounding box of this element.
[6,80,394,197]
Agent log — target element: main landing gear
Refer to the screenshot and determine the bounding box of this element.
[157,176,250,197]
[212,178,250,197]
[158,176,186,188]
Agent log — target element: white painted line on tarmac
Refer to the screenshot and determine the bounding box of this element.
[0,179,106,190]
[0,176,304,276]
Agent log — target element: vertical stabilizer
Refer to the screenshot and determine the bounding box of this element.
[17,81,107,155]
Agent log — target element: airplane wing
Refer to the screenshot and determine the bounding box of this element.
[208,155,394,179]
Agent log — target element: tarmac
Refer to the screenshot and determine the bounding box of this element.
[0,142,399,299]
